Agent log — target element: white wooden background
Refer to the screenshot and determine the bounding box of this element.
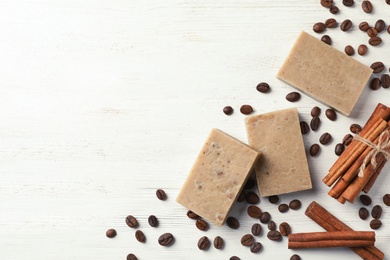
[1,1,390,259]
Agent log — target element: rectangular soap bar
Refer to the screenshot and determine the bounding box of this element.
[176,128,260,227]
[245,108,312,197]
[277,31,372,116]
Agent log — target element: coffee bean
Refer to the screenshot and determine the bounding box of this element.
[278,203,289,213]
[196,219,209,231]
[240,105,253,115]
[370,219,382,230]
[320,132,332,145]
[313,22,326,33]
[269,195,280,204]
[300,121,310,135]
[350,123,362,134]
[343,134,353,146]
[383,194,390,206]
[345,45,354,56]
[187,210,200,219]
[148,215,159,227]
[335,143,345,156]
[223,106,233,115]
[371,205,383,219]
[230,256,240,260]
[260,211,271,223]
[325,108,337,121]
[213,236,224,249]
[362,1,373,13]
[367,27,378,37]
[321,35,332,45]
[340,19,352,31]
[126,215,138,228]
[370,61,385,74]
[321,0,333,8]
[375,19,386,33]
[310,116,321,131]
[226,216,240,229]
[127,253,138,260]
[251,223,262,236]
[329,5,339,14]
[197,236,210,250]
[267,230,282,241]
[268,220,276,231]
[290,254,301,260]
[106,228,117,238]
[359,194,372,206]
[369,36,382,46]
[135,230,146,243]
[250,242,263,253]
[381,74,390,88]
[342,0,354,6]
[310,143,321,157]
[244,178,256,190]
[289,199,301,210]
[241,234,255,247]
[246,191,260,204]
[237,190,246,202]
[158,233,175,246]
[156,189,167,200]
[256,82,270,93]
[388,25,390,34]
[359,207,369,220]
[325,18,337,28]
[387,0,390,5]
[247,205,262,218]
[279,222,292,236]
[370,78,381,90]
[359,21,370,32]
[358,44,368,56]
[311,106,321,117]
[286,92,301,102]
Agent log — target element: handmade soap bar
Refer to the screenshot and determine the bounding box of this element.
[176,128,260,227]
[277,31,372,116]
[245,108,312,197]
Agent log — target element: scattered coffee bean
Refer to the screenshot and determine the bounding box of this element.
[367,27,378,37]
[213,236,224,249]
[269,195,280,204]
[256,82,270,93]
[310,116,321,131]
[247,205,262,218]
[198,236,210,250]
[325,108,337,121]
[158,233,175,246]
[350,123,362,134]
[358,44,368,56]
[381,74,390,88]
[267,230,282,241]
[340,19,352,31]
[311,106,321,117]
[126,215,138,228]
[196,219,209,231]
[371,205,383,219]
[310,143,321,157]
[370,219,382,230]
[279,222,292,236]
[260,212,271,223]
[241,234,255,247]
[268,220,276,231]
[375,19,386,33]
[362,0,373,13]
[278,203,289,213]
[313,22,326,33]
[388,25,390,34]
[321,35,332,45]
[148,215,159,227]
[371,61,385,74]
[251,223,262,236]
[320,132,332,145]
[237,190,246,202]
[106,228,117,238]
[135,230,146,243]
[223,106,233,115]
[321,0,333,8]
[370,78,381,90]
[300,121,310,135]
[343,134,353,146]
[383,194,390,206]
[359,207,369,220]
[329,5,339,14]
[369,36,382,46]
[250,242,263,253]
[230,256,240,260]
[226,216,240,229]
[342,0,354,6]
[325,18,337,28]
[289,199,302,210]
[127,253,138,260]
[240,105,253,115]
[360,194,372,206]
[156,189,167,200]
[359,21,370,32]
[387,0,390,5]
[335,143,345,156]
[246,191,260,204]
[286,91,301,102]
[244,178,256,190]
[187,210,200,219]
[345,45,354,56]
[290,254,301,260]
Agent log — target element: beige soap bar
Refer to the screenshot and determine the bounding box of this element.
[245,108,312,197]
[176,128,260,227]
[277,31,372,116]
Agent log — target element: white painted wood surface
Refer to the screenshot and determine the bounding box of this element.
[1,1,390,259]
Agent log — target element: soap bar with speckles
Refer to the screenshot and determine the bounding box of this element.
[176,128,260,227]
[277,31,372,116]
[245,108,312,197]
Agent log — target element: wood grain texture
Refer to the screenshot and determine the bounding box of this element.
[0,0,389,259]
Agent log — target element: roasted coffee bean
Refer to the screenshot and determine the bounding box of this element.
[387,0,390,5]
[300,121,310,135]
[196,219,209,231]
[278,203,289,213]
[381,74,390,88]
[286,91,301,102]
[358,44,368,56]
[269,195,280,204]
[135,230,146,243]
[247,205,262,218]
[362,1,373,13]
[359,207,369,220]
[267,230,282,241]
[310,143,321,157]
[375,19,386,33]
[250,242,262,253]
[343,134,353,146]
[320,132,332,145]
[213,236,224,249]
[313,22,326,33]
[335,143,345,156]
[106,228,117,238]
[279,222,292,236]
[156,189,167,200]
[290,254,301,260]
[388,25,390,34]
[268,220,276,231]
[369,36,382,46]
[260,211,271,223]
[370,78,381,90]
[344,45,354,56]
[241,234,255,246]
[158,233,174,246]
[370,219,382,230]
[342,0,354,6]
[256,82,270,93]
[359,21,370,32]
[244,178,256,190]
[321,35,332,45]
[148,215,159,227]
[367,27,378,37]
[226,216,240,229]
[310,116,321,131]
[325,108,337,121]
[370,61,385,74]
[383,194,390,206]
[187,210,200,219]
[240,105,253,115]
[230,256,240,260]
[127,253,138,260]
[289,199,302,210]
[126,215,138,228]
[360,194,372,206]
[251,223,262,236]
[311,106,321,117]
[321,0,333,8]
[198,236,210,250]
[237,190,246,202]
[371,205,383,219]
[223,106,233,115]
[350,123,362,134]
[340,19,352,31]
[329,5,339,14]
[325,18,337,28]
[246,191,260,204]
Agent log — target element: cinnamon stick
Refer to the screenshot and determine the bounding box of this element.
[363,158,387,193]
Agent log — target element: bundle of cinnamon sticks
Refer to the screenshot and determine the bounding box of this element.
[323,103,390,204]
